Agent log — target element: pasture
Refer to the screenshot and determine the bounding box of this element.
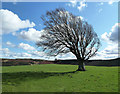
[2,64,119,92]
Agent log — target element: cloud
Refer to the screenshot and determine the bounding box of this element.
[97,2,104,6]
[6,41,16,47]
[6,41,36,51]
[108,0,115,5]
[0,48,10,57]
[20,53,32,57]
[101,23,119,43]
[1,43,118,60]
[1,49,32,58]
[18,28,44,42]
[77,0,87,11]
[101,32,109,42]
[99,23,119,59]
[58,10,84,21]
[56,52,76,60]
[100,2,104,5]
[1,46,75,60]
[101,44,118,55]
[5,41,35,51]
[11,52,32,58]
[98,8,103,13]
[55,42,118,60]
[0,9,35,35]
[18,43,35,51]
[68,0,77,7]
[110,23,120,42]
[76,16,84,20]
[1,47,32,58]
[30,50,46,57]
[67,0,87,11]
[92,43,118,60]
[0,47,48,59]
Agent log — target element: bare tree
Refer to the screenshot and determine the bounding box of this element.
[36,8,101,71]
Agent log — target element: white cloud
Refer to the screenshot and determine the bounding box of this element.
[1,41,48,59]
[101,32,109,42]
[76,16,84,20]
[11,52,32,58]
[110,23,120,42]
[56,52,76,60]
[20,53,32,57]
[6,41,15,47]
[1,47,33,58]
[6,41,35,51]
[68,0,77,7]
[98,8,103,13]
[101,23,119,43]
[18,43,35,51]
[29,50,46,57]
[77,0,87,11]
[97,2,104,6]
[0,47,48,59]
[58,10,84,21]
[108,0,115,5]
[100,23,119,60]
[18,28,44,42]
[0,9,35,35]
[0,48,10,57]
[92,43,118,60]
[100,2,104,5]
[103,44,118,55]
[1,48,10,54]
[67,0,87,11]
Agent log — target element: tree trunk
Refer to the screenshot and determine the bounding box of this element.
[76,59,86,71]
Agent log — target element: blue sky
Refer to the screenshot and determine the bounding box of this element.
[0,1,119,60]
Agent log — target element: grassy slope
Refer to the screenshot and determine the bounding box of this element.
[2,64,119,92]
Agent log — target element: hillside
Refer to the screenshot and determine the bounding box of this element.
[1,58,54,66]
[56,58,120,66]
[1,58,120,66]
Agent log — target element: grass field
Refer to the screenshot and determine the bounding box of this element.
[2,64,119,92]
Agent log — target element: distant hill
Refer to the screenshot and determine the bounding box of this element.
[1,58,54,66]
[56,58,120,66]
[1,58,120,66]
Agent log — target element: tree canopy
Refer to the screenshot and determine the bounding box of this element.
[36,8,101,71]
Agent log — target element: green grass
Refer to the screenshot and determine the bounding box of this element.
[2,64,119,92]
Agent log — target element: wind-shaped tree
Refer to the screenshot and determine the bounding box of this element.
[36,8,101,71]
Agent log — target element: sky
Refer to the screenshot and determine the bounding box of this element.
[0,0,119,60]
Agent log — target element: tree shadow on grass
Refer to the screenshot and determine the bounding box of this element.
[2,71,77,86]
